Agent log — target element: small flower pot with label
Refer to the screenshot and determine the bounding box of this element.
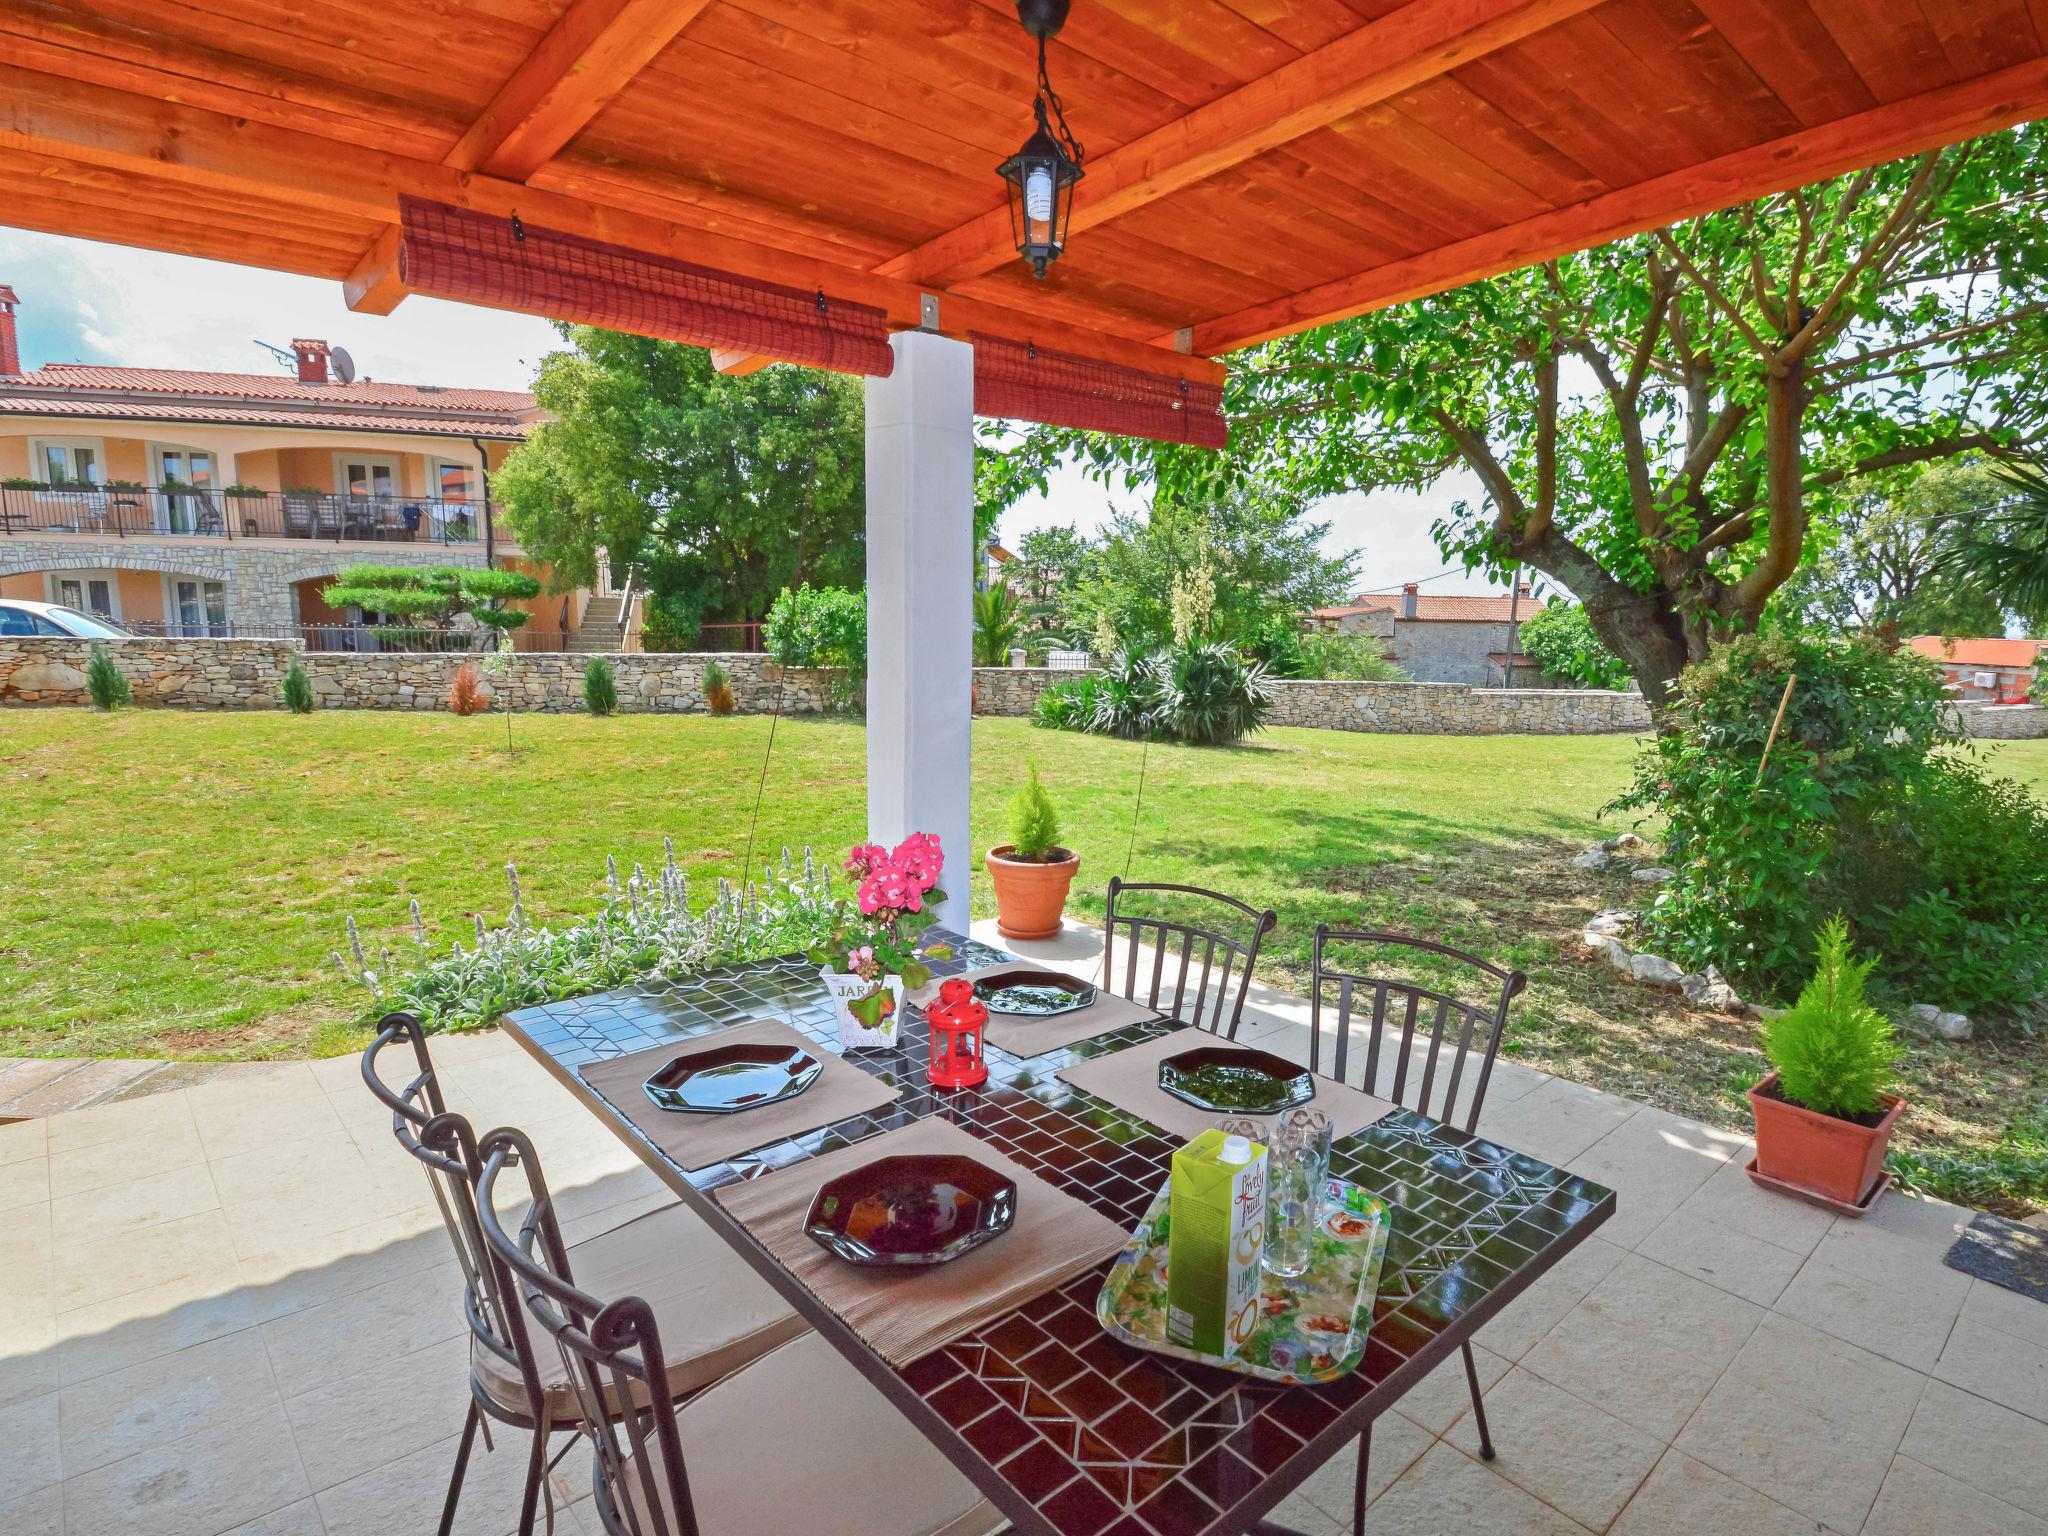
[985,846,1079,941]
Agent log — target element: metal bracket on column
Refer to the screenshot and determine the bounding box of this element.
[1172,327,1194,354]
[919,292,942,332]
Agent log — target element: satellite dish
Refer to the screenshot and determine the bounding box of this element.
[331,346,357,384]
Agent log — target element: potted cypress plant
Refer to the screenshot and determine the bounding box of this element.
[1748,916,1903,1212]
[985,763,1079,940]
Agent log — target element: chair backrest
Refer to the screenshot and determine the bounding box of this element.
[360,1014,550,1422]
[477,1127,699,1536]
[1309,926,1526,1134]
[1103,877,1277,1039]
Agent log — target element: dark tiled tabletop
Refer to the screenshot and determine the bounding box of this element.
[503,929,1614,1536]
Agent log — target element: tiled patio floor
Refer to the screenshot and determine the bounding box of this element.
[2,923,2044,1536]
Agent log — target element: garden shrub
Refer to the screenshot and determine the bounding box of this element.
[1150,641,1271,745]
[1031,675,1096,731]
[281,658,315,714]
[1088,649,1162,740]
[583,657,618,716]
[448,660,488,716]
[85,644,131,710]
[1614,630,2048,1015]
[1249,620,1402,681]
[702,657,735,714]
[1761,917,1895,1117]
[638,591,699,653]
[763,584,866,672]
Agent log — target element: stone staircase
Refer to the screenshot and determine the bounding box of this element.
[569,592,625,653]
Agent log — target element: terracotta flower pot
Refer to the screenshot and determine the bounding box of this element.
[1748,1070,1904,1206]
[986,845,1079,941]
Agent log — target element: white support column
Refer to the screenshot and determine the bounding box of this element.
[865,329,974,931]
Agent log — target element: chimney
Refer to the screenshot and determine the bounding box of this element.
[1515,581,1532,599]
[291,338,330,385]
[0,284,20,376]
[1401,582,1418,620]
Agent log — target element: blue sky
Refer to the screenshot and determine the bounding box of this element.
[1,227,1496,597]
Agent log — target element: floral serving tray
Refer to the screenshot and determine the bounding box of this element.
[1096,1177,1391,1384]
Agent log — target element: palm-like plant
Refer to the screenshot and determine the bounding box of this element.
[1152,642,1272,746]
[972,581,1023,667]
[1938,457,2048,619]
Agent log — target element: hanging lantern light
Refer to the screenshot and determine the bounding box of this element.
[997,0,1085,279]
[926,977,990,1090]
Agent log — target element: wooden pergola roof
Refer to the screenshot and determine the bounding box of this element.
[3,0,2045,386]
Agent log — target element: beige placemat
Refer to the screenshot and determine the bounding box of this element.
[968,961,1159,1056]
[578,1020,901,1173]
[1057,1028,1397,1145]
[714,1117,1128,1365]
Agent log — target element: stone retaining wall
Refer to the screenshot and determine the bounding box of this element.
[7,640,2035,740]
[971,664,1654,735]
[0,637,845,714]
[1952,701,2048,739]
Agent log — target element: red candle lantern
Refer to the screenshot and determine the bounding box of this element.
[926,977,989,1089]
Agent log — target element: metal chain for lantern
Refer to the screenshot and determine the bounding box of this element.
[739,379,838,902]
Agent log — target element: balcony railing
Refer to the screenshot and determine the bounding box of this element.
[0,484,496,546]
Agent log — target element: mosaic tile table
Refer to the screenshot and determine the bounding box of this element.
[503,930,1615,1536]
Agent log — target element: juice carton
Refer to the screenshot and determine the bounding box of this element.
[1165,1129,1268,1359]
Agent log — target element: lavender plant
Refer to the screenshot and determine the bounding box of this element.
[336,842,850,1033]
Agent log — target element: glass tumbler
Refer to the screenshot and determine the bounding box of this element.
[1263,1120,1316,1280]
[1284,1107,1333,1209]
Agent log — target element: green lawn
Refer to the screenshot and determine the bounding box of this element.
[5,709,2045,1205]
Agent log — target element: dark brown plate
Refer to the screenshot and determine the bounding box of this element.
[642,1042,822,1115]
[804,1154,1017,1266]
[973,969,1098,1017]
[1158,1046,1316,1115]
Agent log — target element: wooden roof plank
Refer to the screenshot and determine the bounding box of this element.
[880,0,1609,286]
[0,62,1223,382]
[1685,0,1878,129]
[1802,0,1956,103]
[446,0,716,179]
[1192,52,2048,352]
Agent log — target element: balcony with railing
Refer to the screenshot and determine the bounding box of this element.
[0,483,499,546]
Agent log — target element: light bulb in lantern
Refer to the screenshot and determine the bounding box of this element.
[1025,164,1055,226]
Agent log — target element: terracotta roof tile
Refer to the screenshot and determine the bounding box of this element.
[13,363,532,412]
[1330,592,1539,623]
[1907,635,2044,668]
[0,393,533,439]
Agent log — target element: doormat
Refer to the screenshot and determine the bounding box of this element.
[1944,1212,2048,1303]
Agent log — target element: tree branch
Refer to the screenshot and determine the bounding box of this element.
[1783,151,1944,364]
[1654,228,1774,359]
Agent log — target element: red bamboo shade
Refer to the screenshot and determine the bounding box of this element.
[972,334,1227,448]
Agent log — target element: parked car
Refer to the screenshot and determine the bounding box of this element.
[0,598,133,638]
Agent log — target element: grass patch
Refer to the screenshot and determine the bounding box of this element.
[3,710,2044,1209]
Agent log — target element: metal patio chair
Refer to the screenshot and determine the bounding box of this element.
[1102,876,1277,1039]
[474,1126,1000,1536]
[361,1015,807,1536]
[1307,926,1528,1534]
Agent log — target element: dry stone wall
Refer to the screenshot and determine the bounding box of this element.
[5,641,2034,739]
[0,637,844,714]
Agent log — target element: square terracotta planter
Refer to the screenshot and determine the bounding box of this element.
[1748,1070,1904,1207]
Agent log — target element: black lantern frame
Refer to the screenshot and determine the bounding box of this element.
[997,1,1085,279]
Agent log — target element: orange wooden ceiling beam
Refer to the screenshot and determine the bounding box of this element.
[878,0,1609,288]
[444,0,715,180]
[0,63,1222,384]
[1187,53,2048,353]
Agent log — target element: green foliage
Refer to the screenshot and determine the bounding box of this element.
[638,590,699,652]
[1889,1107,2048,1211]
[280,658,314,715]
[1936,455,2048,630]
[1615,630,2048,1013]
[1518,603,1632,690]
[1250,620,1404,681]
[493,329,866,626]
[582,657,618,717]
[1008,524,1093,647]
[1151,642,1273,746]
[319,565,539,637]
[336,847,849,1034]
[1031,674,1097,732]
[973,580,1022,667]
[1089,649,1163,740]
[1780,459,2015,637]
[1007,763,1062,858]
[1761,917,1895,1119]
[84,644,130,710]
[763,584,866,674]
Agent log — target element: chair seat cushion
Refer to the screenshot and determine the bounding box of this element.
[622,1333,1002,1536]
[473,1201,806,1422]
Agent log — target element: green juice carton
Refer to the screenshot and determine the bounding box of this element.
[1165,1129,1268,1359]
